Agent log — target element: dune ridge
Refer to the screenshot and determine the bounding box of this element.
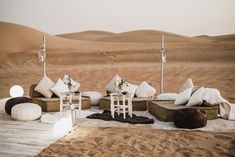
[1,22,235,68]
[58,29,202,42]
[58,30,115,41]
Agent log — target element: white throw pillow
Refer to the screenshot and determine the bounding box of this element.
[135,81,156,98]
[11,103,42,121]
[63,75,80,92]
[105,74,122,93]
[202,88,223,106]
[156,93,178,101]
[179,78,194,93]
[186,87,204,106]
[122,83,138,97]
[34,75,55,98]
[50,78,69,97]
[174,87,193,105]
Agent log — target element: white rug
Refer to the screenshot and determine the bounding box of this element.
[76,107,235,132]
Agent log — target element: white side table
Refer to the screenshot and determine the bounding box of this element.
[110,93,132,119]
[60,92,82,126]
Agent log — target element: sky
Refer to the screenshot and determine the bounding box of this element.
[0,0,235,36]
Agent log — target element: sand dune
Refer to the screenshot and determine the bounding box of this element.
[96,29,200,42]
[195,34,235,41]
[1,22,235,68]
[59,29,203,42]
[58,30,115,41]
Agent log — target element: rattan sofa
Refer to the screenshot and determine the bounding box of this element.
[29,84,91,112]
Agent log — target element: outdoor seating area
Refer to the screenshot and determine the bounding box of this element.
[1,74,235,156]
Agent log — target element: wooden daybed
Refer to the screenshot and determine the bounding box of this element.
[148,100,219,122]
[29,84,91,112]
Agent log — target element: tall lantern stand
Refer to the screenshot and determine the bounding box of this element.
[160,35,166,94]
[38,35,47,76]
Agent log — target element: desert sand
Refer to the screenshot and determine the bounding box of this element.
[36,126,235,157]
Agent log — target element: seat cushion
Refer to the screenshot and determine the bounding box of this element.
[5,97,32,115]
[11,103,42,121]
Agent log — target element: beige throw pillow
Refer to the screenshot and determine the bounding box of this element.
[34,75,55,98]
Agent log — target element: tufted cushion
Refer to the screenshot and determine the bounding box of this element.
[173,108,207,129]
[11,103,42,121]
[34,75,55,98]
[135,81,156,98]
[5,97,32,115]
[179,78,194,93]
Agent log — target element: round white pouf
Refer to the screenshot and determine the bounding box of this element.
[11,103,42,121]
[82,91,103,106]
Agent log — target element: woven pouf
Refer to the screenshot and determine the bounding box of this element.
[173,108,207,129]
[5,97,32,115]
[82,91,103,106]
[11,103,42,121]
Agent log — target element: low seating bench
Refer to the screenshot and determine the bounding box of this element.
[99,96,151,111]
[29,84,91,112]
[31,97,91,112]
[148,100,219,122]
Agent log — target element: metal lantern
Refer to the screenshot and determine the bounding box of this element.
[160,35,166,94]
[38,35,47,76]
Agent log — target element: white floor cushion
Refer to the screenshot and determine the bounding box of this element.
[186,87,204,106]
[174,87,193,105]
[50,78,69,97]
[34,75,55,98]
[156,93,178,101]
[179,78,194,93]
[82,91,103,106]
[11,103,42,121]
[135,81,156,98]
